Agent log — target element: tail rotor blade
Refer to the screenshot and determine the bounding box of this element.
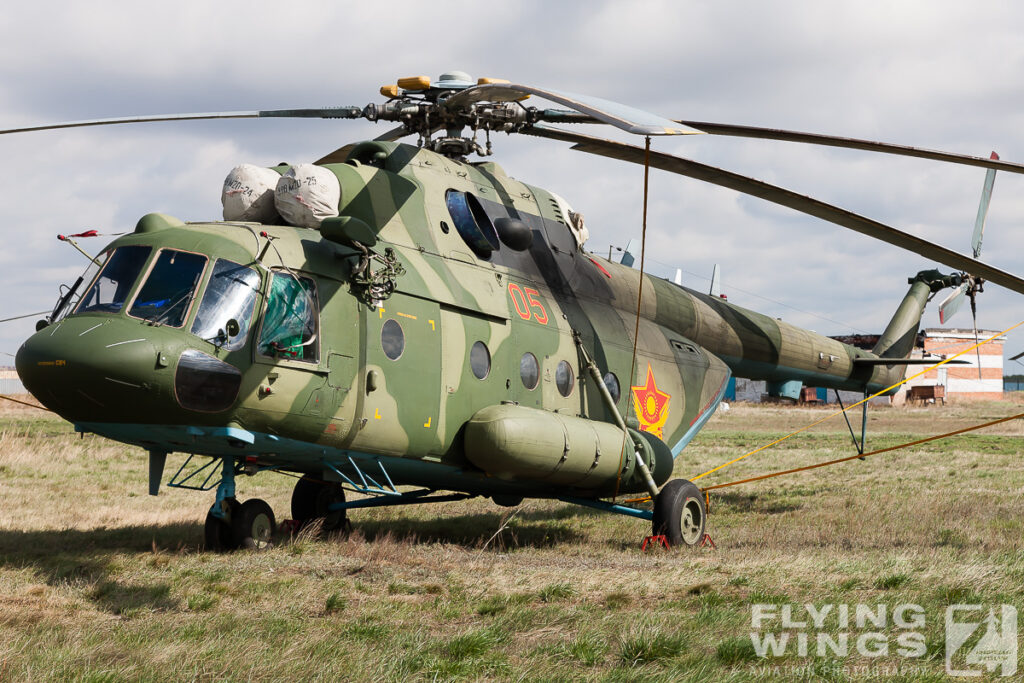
[972,152,999,258]
[970,299,983,381]
[938,283,969,324]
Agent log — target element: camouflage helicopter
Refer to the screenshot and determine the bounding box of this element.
[9,71,1024,550]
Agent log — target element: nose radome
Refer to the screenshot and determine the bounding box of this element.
[16,317,168,422]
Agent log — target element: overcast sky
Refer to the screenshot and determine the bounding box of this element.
[2,1,1023,375]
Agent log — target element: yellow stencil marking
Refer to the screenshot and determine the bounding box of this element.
[374,408,381,420]
[423,417,431,428]
[428,319,435,331]
[378,307,385,319]
[397,312,417,320]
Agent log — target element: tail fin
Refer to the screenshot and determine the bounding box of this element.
[873,270,959,359]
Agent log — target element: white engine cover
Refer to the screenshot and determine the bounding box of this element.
[274,164,341,229]
[221,164,281,223]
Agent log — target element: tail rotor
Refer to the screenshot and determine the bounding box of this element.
[936,152,999,379]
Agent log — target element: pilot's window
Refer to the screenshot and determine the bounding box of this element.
[470,341,490,379]
[445,190,500,259]
[520,352,539,390]
[191,260,261,351]
[258,272,319,362]
[76,245,152,314]
[381,319,405,360]
[129,249,208,327]
[556,360,575,397]
[603,372,620,403]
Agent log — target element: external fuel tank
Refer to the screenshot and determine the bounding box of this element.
[463,403,672,494]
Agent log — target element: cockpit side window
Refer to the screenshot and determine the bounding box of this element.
[257,272,319,362]
[128,249,208,327]
[52,251,106,322]
[191,259,261,350]
[76,245,152,314]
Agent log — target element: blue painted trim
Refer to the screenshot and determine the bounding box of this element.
[74,421,551,499]
[670,370,731,458]
[323,458,401,497]
[167,454,222,491]
[211,426,255,445]
[331,490,474,511]
[559,496,654,521]
[210,459,236,520]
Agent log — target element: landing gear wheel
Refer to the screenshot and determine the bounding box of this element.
[204,497,241,552]
[652,479,706,547]
[232,498,276,550]
[291,474,347,532]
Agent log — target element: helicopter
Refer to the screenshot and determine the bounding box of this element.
[9,70,1024,550]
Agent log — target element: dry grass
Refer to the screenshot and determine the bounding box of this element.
[0,396,1022,680]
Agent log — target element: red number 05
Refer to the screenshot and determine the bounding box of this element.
[508,283,548,325]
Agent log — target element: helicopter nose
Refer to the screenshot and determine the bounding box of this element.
[16,317,168,422]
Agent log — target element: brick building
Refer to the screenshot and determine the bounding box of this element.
[891,328,1004,403]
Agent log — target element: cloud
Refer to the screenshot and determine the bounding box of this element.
[2,0,1024,363]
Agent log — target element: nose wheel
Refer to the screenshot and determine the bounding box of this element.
[233,499,276,550]
[204,497,276,551]
[652,479,706,547]
[204,497,241,551]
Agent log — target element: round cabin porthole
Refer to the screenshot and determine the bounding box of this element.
[556,360,574,397]
[520,352,539,390]
[470,341,491,379]
[381,319,405,360]
[603,372,620,402]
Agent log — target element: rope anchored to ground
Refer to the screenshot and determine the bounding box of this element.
[0,393,50,411]
[692,320,1024,493]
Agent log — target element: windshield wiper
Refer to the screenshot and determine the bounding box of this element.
[147,274,201,327]
[50,276,85,322]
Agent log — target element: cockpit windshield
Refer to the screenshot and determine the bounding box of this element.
[76,245,152,315]
[128,249,208,327]
[190,259,261,350]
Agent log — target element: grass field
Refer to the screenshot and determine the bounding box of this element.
[0,396,1022,681]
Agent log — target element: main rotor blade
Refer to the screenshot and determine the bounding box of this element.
[675,121,1024,175]
[444,83,702,136]
[525,125,1024,296]
[0,107,365,135]
[0,310,50,324]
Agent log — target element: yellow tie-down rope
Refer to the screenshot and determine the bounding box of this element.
[0,393,50,411]
[622,320,1023,506]
[692,321,1019,485]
